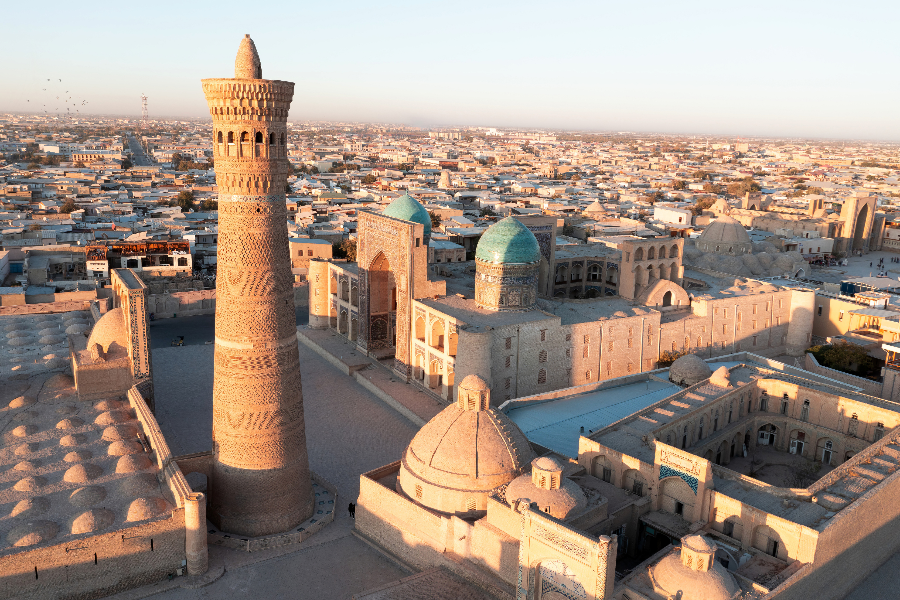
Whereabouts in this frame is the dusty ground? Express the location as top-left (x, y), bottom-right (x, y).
top-left (725, 445), bottom-right (833, 488)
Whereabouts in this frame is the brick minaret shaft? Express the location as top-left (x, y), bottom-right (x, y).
top-left (202, 35), bottom-right (313, 536)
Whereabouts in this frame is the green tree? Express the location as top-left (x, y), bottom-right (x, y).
top-left (74, 161), bottom-right (87, 168)
top-left (173, 191), bottom-right (195, 212)
top-left (658, 350), bottom-right (688, 367)
top-left (808, 342), bottom-right (877, 377)
top-left (333, 238), bottom-right (357, 262)
top-left (692, 170), bottom-right (712, 180)
top-left (479, 207), bottom-right (497, 217)
top-left (200, 198), bottom-right (218, 211)
top-left (726, 177), bottom-right (761, 197)
top-left (690, 196), bottom-right (716, 216)
top-left (429, 210), bottom-right (442, 229)
top-left (362, 174), bottom-right (377, 184)
top-left (702, 182), bottom-right (724, 195)
top-left (673, 179), bottom-right (687, 190)
top-left (59, 199), bottom-right (78, 214)
top-left (121, 157), bottom-right (132, 170)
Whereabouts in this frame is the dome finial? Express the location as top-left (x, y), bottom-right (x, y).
top-left (235, 35), bottom-right (262, 79)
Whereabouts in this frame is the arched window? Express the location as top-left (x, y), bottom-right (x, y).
top-left (588, 265), bottom-right (601, 281)
top-left (280, 132), bottom-right (286, 145)
top-left (698, 418), bottom-right (705, 440)
top-left (539, 350), bottom-right (548, 363)
top-left (714, 410), bottom-right (719, 431)
top-left (634, 247), bottom-right (644, 261)
top-left (217, 131), bottom-right (223, 143)
top-left (648, 246), bottom-right (656, 260)
top-left (538, 369), bottom-right (547, 384)
top-left (670, 245), bottom-right (679, 258)
top-left (227, 131), bottom-right (234, 144)
top-left (255, 131), bottom-right (263, 143)
top-left (269, 132), bottom-right (275, 145)
top-left (801, 399), bottom-right (809, 421)
top-left (240, 131), bottom-right (249, 143)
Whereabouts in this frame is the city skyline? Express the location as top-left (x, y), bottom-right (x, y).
top-left (1, 0), bottom-right (898, 141)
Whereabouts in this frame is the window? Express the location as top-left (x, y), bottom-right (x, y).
top-left (538, 369), bottom-right (546, 384)
top-left (227, 131), bottom-right (234, 144)
top-left (875, 422), bottom-right (885, 442)
top-left (728, 404), bottom-right (733, 423)
top-left (565, 348), bottom-right (571, 358)
top-left (722, 324), bottom-right (727, 334)
top-left (801, 399), bottom-right (809, 421)
top-left (753, 304), bottom-right (758, 315)
top-left (698, 420), bottom-right (704, 440)
top-left (586, 370), bottom-right (593, 380)
top-left (539, 350), bottom-right (548, 363)
top-left (760, 392), bottom-right (768, 412)
top-left (415, 485), bottom-right (423, 500)
top-left (628, 327), bottom-right (633, 337)
top-left (466, 497), bottom-right (476, 512)
top-left (505, 337), bottom-right (512, 350)
top-left (602, 467), bottom-right (612, 483)
top-left (675, 501), bottom-right (684, 516)
top-left (540, 329), bottom-right (547, 342)
top-left (632, 480), bottom-right (643, 496)
top-left (505, 356), bottom-right (511, 368)
top-left (738, 312), bottom-right (742, 322)
top-left (817, 306), bottom-right (823, 316)
top-left (504, 377), bottom-right (511, 390)
top-left (839, 311), bottom-right (844, 322)
top-left (714, 411), bottom-right (719, 431)
top-left (269, 132), bottom-right (275, 145)
top-left (781, 396), bottom-right (788, 415)
top-left (627, 362), bottom-right (633, 373)
top-left (627, 338), bottom-right (633, 349)
top-left (255, 131), bottom-right (263, 143)
top-left (848, 413), bottom-right (859, 436)
top-left (779, 299), bottom-right (784, 309)
top-left (565, 333), bottom-right (572, 341)
top-left (752, 320), bottom-right (757, 330)
top-left (307, 249), bottom-right (313, 256)
top-left (217, 131), bottom-right (223, 143)
top-left (723, 309), bottom-right (728, 318)
top-left (608, 341), bottom-right (614, 352)
top-left (583, 346), bottom-right (590, 358)
top-left (775, 316), bottom-right (781, 326)
top-left (566, 368), bottom-right (571, 379)
top-left (584, 335), bottom-right (590, 344)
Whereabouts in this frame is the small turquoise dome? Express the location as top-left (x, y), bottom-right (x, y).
top-left (476, 217), bottom-right (541, 264)
top-left (383, 193), bottom-right (431, 242)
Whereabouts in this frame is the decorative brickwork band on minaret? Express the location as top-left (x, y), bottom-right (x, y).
top-left (202, 35), bottom-right (313, 537)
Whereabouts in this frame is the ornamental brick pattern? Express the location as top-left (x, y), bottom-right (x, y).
top-left (202, 35), bottom-right (313, 537)
top-left (474, 259), bottom-right (539, 312)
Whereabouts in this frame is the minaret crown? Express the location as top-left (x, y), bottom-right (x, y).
top-left (235, 34), bottom-right (262, 79)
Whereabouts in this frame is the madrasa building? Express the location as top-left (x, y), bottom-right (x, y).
top-left (308, 193), bottom-right (817, 405)
top-left (356, 351), bottom-right (900, 600)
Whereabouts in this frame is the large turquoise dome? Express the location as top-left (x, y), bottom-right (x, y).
top-left (475, 217), bottom-right (541, 264)
top-left (383, 193), bottom-right (431, 242)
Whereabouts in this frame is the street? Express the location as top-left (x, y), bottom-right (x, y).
top-left (126, 132), bottom-right (153, 166)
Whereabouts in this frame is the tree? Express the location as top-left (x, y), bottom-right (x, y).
top-left (726, 177), bottom-right (761, 197)
top-left (333, 238), bottom-right (357, 262)
top-left (673, 179), bottom-right (687, 191)
top-left (121, 157), bottom-right (132, 170)
top-left (479, 207), bottom-right (496, 217)
top-left (690, 196), bottom-right (717, 216)
top-left (28, 223), bottom-right (43, 232)
top-left (692, 170), bottom-right (712, 180)
top-left (59, 199), bottom-right (78, 214)
top-left (658, 350), bottom-right (688, 367)
top-left (174, 191), bottom-right (195, 212)
top-left (808, 342), bottom-right (877, 378)
top-left (362, 174), bottom-right (377, 184)
top-left (74, 161), bottom-right (87, 168)
top-left (702, 182), bottom-right (724, 195)
top-left (646, 191), bottom-right (665, 204)
top-left (429, 210), bottom-right (442, 229)
top-left (200, 198), bottom-right (218, 211)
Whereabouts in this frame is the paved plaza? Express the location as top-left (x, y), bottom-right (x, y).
top-left (141, 321), bottom-right (422, 599)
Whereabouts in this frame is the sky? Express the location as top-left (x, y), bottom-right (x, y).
top-left (2, 0), bottom-right (899, 140)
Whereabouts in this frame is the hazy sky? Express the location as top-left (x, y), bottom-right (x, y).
top-left (2, 0), bottom-right (898, 140)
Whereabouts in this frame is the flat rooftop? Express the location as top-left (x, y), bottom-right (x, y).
top-left (504, 378), bottom-right (680, 458)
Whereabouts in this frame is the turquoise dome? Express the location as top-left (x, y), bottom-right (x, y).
top-left (475, 217), bottom-right (541, 264)
top-left (383, 193), bottom-right (431, 242)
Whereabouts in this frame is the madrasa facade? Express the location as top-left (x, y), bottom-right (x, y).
top-left (308, 193), bottom-right (817, 404)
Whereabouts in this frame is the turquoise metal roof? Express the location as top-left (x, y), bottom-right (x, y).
top-left (383, 193), bottom-right (431, 241)
top-left (505, 380), bottom-right (681, 458)
top-left (475, 217), bottom-right (541, 264)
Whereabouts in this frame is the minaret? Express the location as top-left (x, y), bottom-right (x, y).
top-left (202, 35), bottom-right (313, 536)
